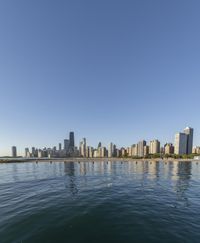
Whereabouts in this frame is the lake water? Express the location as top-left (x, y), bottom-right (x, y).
top-left (0, 161), bottom-right (200, 243)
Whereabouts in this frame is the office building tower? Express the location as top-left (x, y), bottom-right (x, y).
top-left (86, 146), bottom-right (93, 158)
top-left (193, 146), bottom-right (200, 154)
top-left (32, 147), bottom-right (36, 157)
top-left (108, 142), bottom-right (114, 158)
top-left (93, 149), bottom-right (98, 158)
top-left (160, 147), bottom-right (164, 154)
top-left (144, 145), bottom-right (149, 156)
top-left (126, 147), bottom-right (132, 157)
top-left (174, 133), bottom-right (187, 155)
top-left (98, 142), bottom-right (102, 148)
top-left (38, 149), bottom-right (43, 158)
top-left (183, 127), bottom-right (193, 154)
top-left (80, 138), bottom-right (86, 157)
top-left (69, 132), bottom-right (75, 150)
top-left (149, 140), bottom-right (160, 154)
top-left (25, 148), bottom-right (29, 157)
top-left (99, 147), bottom-right (107, 158)
top-left (12, 146), bottom-right (17, 158)
top-left (64, 139), bottom-right (69, 151)
top-left (137, 140), bottom-right (146, 157)
top-left (121, 147), bottom-right (126, 157)
top-left (116, 149), bottom-right (120, 157)
top-left (59, 143), bottom-right (62, 151)
top-left (164, 143), bottom-right (174, 154)
top-left (131, 144), bottom-right (138, 157)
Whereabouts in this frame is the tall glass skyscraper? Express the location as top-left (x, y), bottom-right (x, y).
top-left (184, 127), bottom-right (194, 154)
top-left (174, 127), bottom-right (194, 155)
top-left (69, 132), bottom-right (75, 152)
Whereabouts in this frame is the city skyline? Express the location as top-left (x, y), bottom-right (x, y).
top-left (3, 126), bottom-right (199, 157)
top-left (1, 124), bottom-right (200, 156)
top-left (1, 1), bottom-right (200, 156)
top-left (1, 2), bottom-right (200, 242)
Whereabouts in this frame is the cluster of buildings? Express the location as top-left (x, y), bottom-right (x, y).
top-left (24, 132), bottom-right (79, 158)
top-left (10, 127), bottom-right (196, 158)
top-left (77, 127), bottom-right (193, 158)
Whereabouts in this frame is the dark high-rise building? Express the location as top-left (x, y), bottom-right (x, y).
top-left (184, 127), bottom-right (194, 154)
top-left (25, 148), bottom-right (29, 157)
top-left (32, 147), bottom-right (36, 157)
top-left (12, 146), bottom-right (17, 157)
top-left (64, 139), bottom-right (69, 151)
top-left (69, 132), bottom-right (75, 151)
top-left (98, 142), bottom-right (102, 148)
top-left (59, 143), bottom-right (62, 151)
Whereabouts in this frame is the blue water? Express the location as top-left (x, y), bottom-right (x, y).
top-left (0, 161), bottom-right (200, 243)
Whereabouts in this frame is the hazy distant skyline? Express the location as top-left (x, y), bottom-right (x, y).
top-left (1, 0), bottom-right (200, 155)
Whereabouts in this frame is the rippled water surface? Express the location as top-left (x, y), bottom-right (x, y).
top-left (0, 161), bottom-right (200, 243)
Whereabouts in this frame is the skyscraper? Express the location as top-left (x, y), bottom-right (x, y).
top-left (12, 146), bottom-right (17, 157)
top-left (108, 142), bottom-right (114, 158)
top-left (69, 132), bottom-right (75, 149)
top-left (144, 145), bottom-right (149, 156)
top-left (183, 127), bottom-right (193, 154)
top-left (32, 147), bottom-right (36, 157)
top-left (86, 146), bottom-right (93, 158)
top-left (149, 140), bottom-right (160, 154)
top-left (164, 143), bottom-right (174, 154)
top-left (59, 143), bottom-right (62, 151)
top-left (25, 148), bottom-right (29, 157)
top-left (137, 140), bottom-right (146, 157)
top-left (79, 138), bottom-right (86, 157)
top-left (64, 139), bottom-right (69, 151)
top-left (174, 133), bottom-right (187, 155)
top-left (100, 147), bottom-right (107, 158)
top-left (131, 144), bottom-right (138, 157)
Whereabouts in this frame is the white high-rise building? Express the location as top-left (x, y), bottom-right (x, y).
top-left (79, 138), bottom-right (86, 157)
top-left (131, 144), bottom-right (138, 156)
top-left (86, 146), bottom-right (93, 158)
top-left (137, 140), bottom-right (146, 157)
top-left (108, 142), bottom-right (114, 158)
top-left (164, 143), bottom-right (174, 154)
top-left (99, 147), bottom-right (107, 158)
top-left (174, 133), bottom-right (187, 155)
top-left (149, 140), bottom-right (160, 154)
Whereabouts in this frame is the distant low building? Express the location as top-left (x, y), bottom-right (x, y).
top-left (193, 146), bottom-right (200, 154)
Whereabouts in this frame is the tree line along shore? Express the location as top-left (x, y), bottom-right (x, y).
top-left (0, 156), bottom-right (200, 163)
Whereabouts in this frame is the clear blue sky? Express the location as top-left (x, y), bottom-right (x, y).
top-left (0, 0), bottom-right (200, 156)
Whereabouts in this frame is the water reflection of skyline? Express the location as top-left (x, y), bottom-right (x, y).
top-left (1, 160), bottom-right (199, 202)
top-left (62, 160), bottom-right (196, 178)
top-left (62, 160), bottom-right (200, 202)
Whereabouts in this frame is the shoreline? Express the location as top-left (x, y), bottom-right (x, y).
top-left (0, 157), bottom-right (199, 163)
